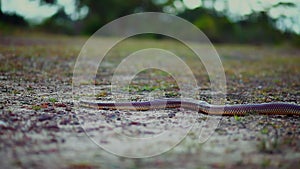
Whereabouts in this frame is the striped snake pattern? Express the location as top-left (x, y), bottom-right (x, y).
top-left (80, 99), bottom-right (300, 116)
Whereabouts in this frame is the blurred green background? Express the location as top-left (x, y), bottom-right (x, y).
top-left (1, 0), bottom-right (300, 44)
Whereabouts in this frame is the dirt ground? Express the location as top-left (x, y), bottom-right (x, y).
top-left (0, 34), bottom-right (299, 169)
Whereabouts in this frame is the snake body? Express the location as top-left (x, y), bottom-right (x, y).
top-left (80, 99), bottom-right (300, 116)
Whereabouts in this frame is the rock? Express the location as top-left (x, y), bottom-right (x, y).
top-left (129, 121), bottom-right (142, 126)
top-left (59, 118), bottom-right (70, 125)
top-left (0, 120), bottom-right (8, 127)
top-left (54, 103), bottom-right (66, 107)
top-left (168, 112), bottom-right (176, 118)
top-left (38, 114), bottom-right (53, 121)
top-left (44, 122), bottom-right (59, 131)
top-left (65, 106), bottom-right (72, 111)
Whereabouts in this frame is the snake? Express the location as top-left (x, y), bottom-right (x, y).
top-left (79, 98), bottom-right (300, 116)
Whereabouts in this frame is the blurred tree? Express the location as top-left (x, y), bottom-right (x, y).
top-left (0, 0), bottom-right (27, 27)
top-left (0, 12), bottom-right (28, 26)
top-left (38, 8), bottom-right (75, 34)
top-left (179, 7), bottom-right (234, 42)
top-left (235, 12), bottom-right (284, 44)
top-left (77, 0), bottom-right (164, 34)
top-left (0, 1), bottom-right (28, 34)
top-left (1, 0), bottom-right (299, 45)
top-left (178, 1), bottom-right (298, 44)
top-left (38, 0), bottom-right (166, 34)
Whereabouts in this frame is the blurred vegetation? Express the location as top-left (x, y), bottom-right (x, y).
top-left (36, 8), bottom-right (75, 35)
top-left (0, 8), bottom-right (28, 32)
top-left (179, 8), bottom-right (297, 44)
top-left (0, 0), bottom-right (300, 45)
top-left (77, 0), bottom-right (165, 34)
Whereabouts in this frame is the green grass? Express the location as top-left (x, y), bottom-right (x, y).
top-left (234, 115), bottom-right (241, 121)
top-left (48, 98), bottom-right (58, 103)
top-left (32, 105), bottom-right (41, 111)
top-left (261, 128), bottom-right (269, 135)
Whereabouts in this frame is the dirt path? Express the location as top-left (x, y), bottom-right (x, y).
top-left (0, 35), bottom-right (299, 169)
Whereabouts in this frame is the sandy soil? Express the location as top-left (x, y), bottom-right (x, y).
top-left (0, 34), bottom-right (299, 169)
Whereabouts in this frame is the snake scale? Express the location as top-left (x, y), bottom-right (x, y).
top-left (80, 99), bottom-right (300, 116)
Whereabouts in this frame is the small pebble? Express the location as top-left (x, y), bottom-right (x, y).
top-left (76, 127), bottom-right (84, 133)
top-left (44, 123), bottom-right (59, 131)
top-left (107, 114), bottom-right (116, 119)
top-left (0, 120), bottom-right (8, 127)
top-left (168, 112), bottom-right (176, 118)
top-left (65, 107), bottom-right (72, 111)
top-left (38, 114), bottom-right (53, 121)
top-left (59, 118), bottom-right (70, 125)
top-left (44, 107), bottom-right (55, 112)
top-left (129, 121), bottom-right (141, 126)
top-left (54, 103), bottom-right (66, 107)
top-left (71, 121), bottom-right (80, 125)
